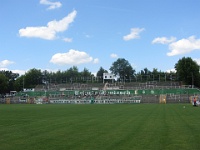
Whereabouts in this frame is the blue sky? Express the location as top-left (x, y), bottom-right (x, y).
top-left (1, 0), bottom-right (200, 75)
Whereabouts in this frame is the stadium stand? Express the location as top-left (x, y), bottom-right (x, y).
top-left (1, 81), bottom-right (200, 104)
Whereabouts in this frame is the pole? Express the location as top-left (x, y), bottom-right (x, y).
top-left (192, 72), bottom-right (194, 88)
top-left (23, 77), bottom-right (24, 90)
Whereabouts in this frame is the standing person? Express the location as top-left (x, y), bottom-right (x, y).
top-left (194, 97), bottom-right (197, 106)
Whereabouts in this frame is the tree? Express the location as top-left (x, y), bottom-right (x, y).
top-left (152, 68), bottom-right (159, 74)
top-left (139, 68), bottom-right (151, 81)
top-left (0, 74), bottom-right (9, 94)
top-left (80, 68), bottom-right (92, 82)
top-left (141, 68), bottom-right (150, 75)
top-left (54, 70), bottom-right (63, 84)
top-left (175, 57), bottom-right (200, 87)
top-left (14, 75), bottom-right (24, 92)
top-left (110, 58), bottom-right (135, 81)
top-left (81, 68), bottom-right (91, 77)
top-left (24, 68), bottom-right (43, 88)
top-left (66, 66), bottom-right (79, 83)
top-left (96, 67), bottom-right (108, 78)
top-left (0, 70), bottom-right (19, 91)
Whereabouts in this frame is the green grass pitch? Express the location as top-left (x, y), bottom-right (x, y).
top-left (0, 104), bottom-right (200, 150)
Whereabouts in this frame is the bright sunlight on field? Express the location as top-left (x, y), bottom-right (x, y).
top-left (0, 104), bottom-right (200, 150)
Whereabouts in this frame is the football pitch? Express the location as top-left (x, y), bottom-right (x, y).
top-left (0, 104), bottom-right (200, 150)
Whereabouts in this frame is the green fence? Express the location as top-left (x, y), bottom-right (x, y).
top-left (17, 88), bottom-right (200, 98)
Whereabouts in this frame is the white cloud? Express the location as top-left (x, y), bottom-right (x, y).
top-left (92, 72), bottom-right (97, 76)
top-left (123, 28), bottom-right (145, 41)
top-left (50, 49), bottom-right (95, 65)
top-left (0, 67), bottom-right (25, 76)
top-left (110, 53), bottom-right (118, 58)
top-left (167, 36), bottom-right (200, 56)
top-left (0, 60), bottom-right (14, 67)
top-left (63, 38), bottom-right (73, 42)
top-left (40, 0), bottom-right (62, 10)
top-left (166, 68), bottom-right (176, 73)
top-left (19, 10), bottom-right (77, 40)
top-left (194, 58), bottom-right (200, 65)
top-left (12, 70), bottom-right (26, 76)
top-left (0, 68), bottom-right (8, 71)
top-left (152, 37), bottom-right (176, 44)
top-left (93, 58), bottom-right (99, 64)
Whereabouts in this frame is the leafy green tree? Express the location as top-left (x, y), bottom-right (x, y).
top-left (96, 67), bottom-right (108, 78)
top-left (139, 68), bottom-right (151, 81)
top-left (142, 68), bottom-right (150, 75)
top-left (66, 66), bottom-right (79, 83)
top-left (24, 68), bottom-right (43, 88)
top-left (81, 68), bottom-right (91, 77)
top-left (0, 70), bottom-right (19, 80)
top-left (110, 58), bottom-right (135, 81)
top-left (0, 70), bottom-right (19, 91)
top-left (175, 57), bottom-right (200, 87)
top-left (80, 68), bottom-right (91, 81)
top-left (152, 68), bottom-right (159, 74)
top-left (54, 70), bottom-right (63, 84)
top-left (0, 74), bottom-right (9, 94)
top-left (14, 75), bottom-right (24, 91)
top-left (151, 68), bottom-right (159, 81)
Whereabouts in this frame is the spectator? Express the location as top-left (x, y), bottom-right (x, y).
top-left (194, 97), bottom-right (197, 106)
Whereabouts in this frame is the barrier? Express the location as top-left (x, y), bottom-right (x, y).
top-left (159, 95), bottom-right (166, 104)
top-left (6, 98), bottom-right (10, 104)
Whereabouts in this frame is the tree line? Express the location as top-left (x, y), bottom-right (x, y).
top-left (0, 57), bottom-right (200, 94)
